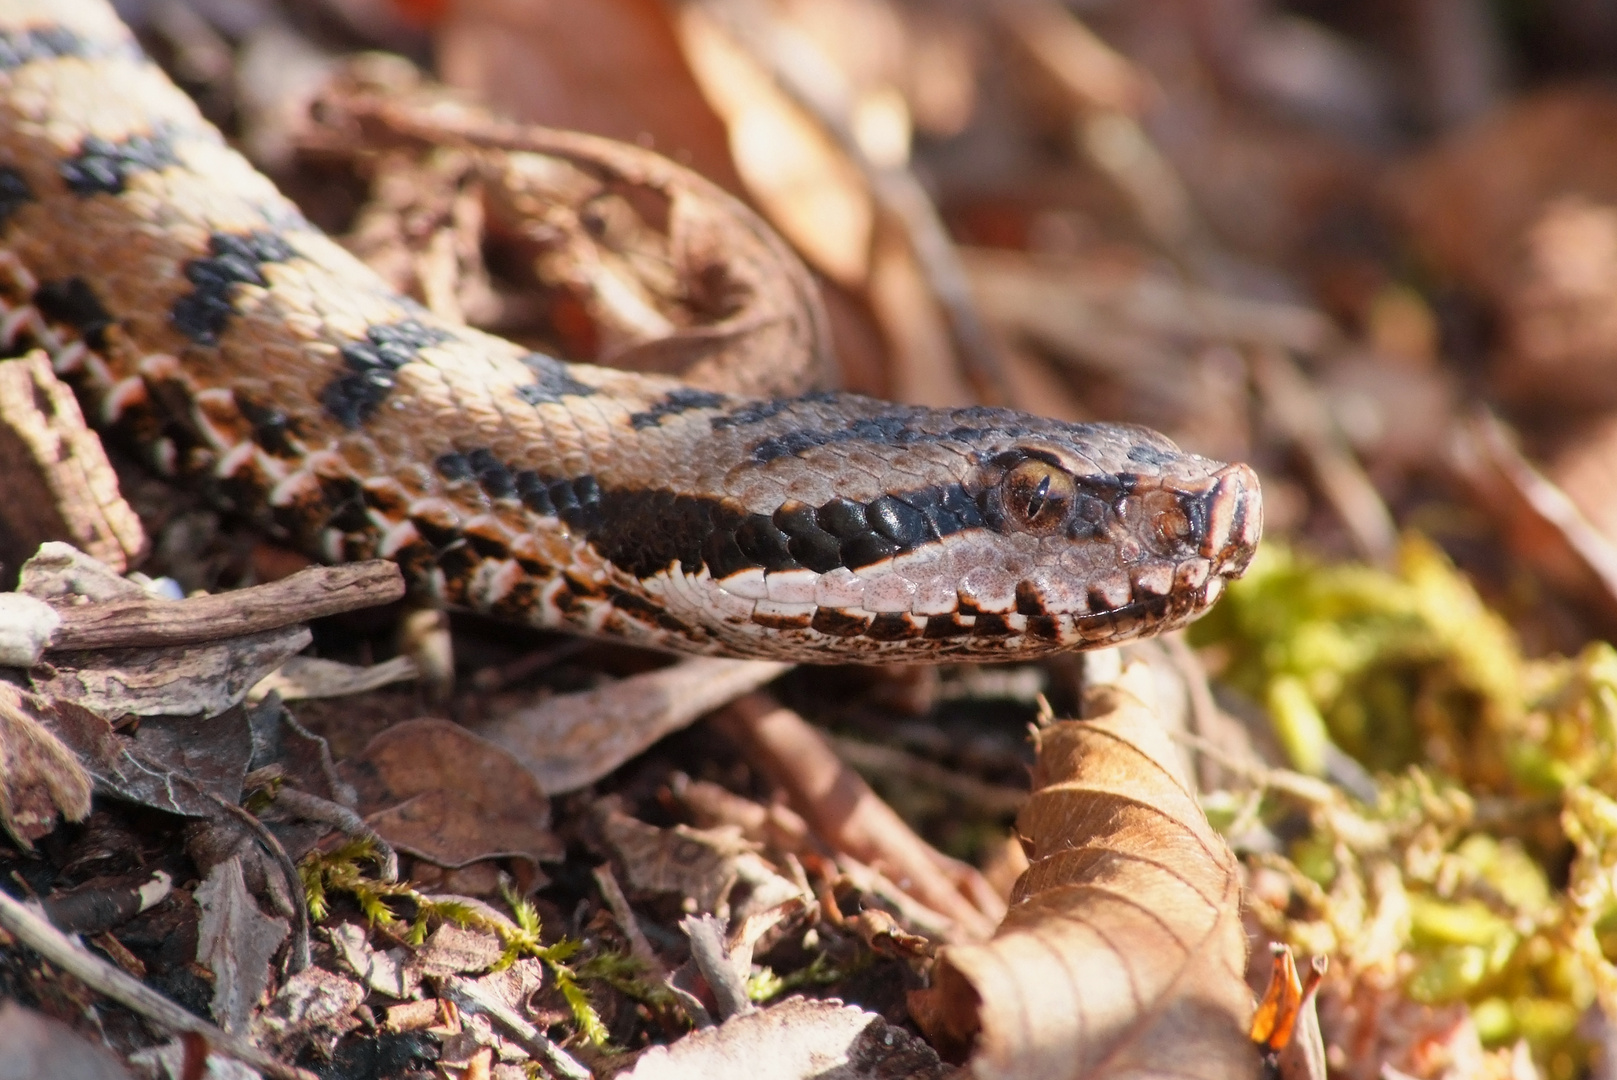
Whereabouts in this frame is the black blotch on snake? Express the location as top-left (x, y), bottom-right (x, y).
top-left (171, 230), bottom-right (296, 344)
top-left (320, 320), bottom-right (451, 427)
top-left (0, 167), bottom-right (32, 226)
top-left (36, 278), bottom-right (115, 349)
top-left (61, 130), bottom-right (179, 196)
top-left (516, 352), bottom-right (597, 405)
top-left (629, 388), bottom-right (729, 429)
top-left (0, 26), bottom-right (129, 70)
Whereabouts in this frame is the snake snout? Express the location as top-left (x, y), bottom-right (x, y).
top-left (1198, 462), bottom-right (1263, 579)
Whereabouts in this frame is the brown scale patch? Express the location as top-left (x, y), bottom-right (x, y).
top-left (1106, 609), bottom-right (1145, 639)
top-left (489, 576), bottom-right (544, 622)
top-left (1013, 581), bottom-right (1047, 616)
top-left (269, 479), bottom-right (332, 535)
top-left (513, 554), bottom-right (549, 576)
top-left (656, 611), bottom-right (697, 635)
top-left (389, 538), bottom-right (438, 586)
top-left (811, 608), bottom-right (870, 637)
top-left (1026, 616), bottom-right (1064, 641)
top-left (434, 544), bottom-right (477, 606)
top-left (340, 531), bottom-right (378, 560)
top-left (971, 614), bottom-right (1013, 637)
top-left (216, 459), bottom-right (270, 514)
top-left (922, 614), bottom-right (972, 639)
top-left (753, 608), bottom-right (813, 631)
top-left (865, 613), bottom-right (923, 641)
top-left (317, 474), bottom-right (370, 533)
top-left (462, 523), bottom-right (511, 559)
top-left (562, 570), bottom-right (606, 599)
top-left (1073, 610), bottom-right (1116, 639)
top-left (194, 395), bottom-right (252, 450)
top-left (361, 478), bottom-right (411, 518)
top-left (409, 501), bottom-right (462, 549)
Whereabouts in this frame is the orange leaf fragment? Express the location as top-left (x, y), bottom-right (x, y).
top-left (915, 662), bottom-right (1256, 1079)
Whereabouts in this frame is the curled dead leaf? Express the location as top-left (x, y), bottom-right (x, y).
top-left (914, 661), bottom-right (1255, 1079)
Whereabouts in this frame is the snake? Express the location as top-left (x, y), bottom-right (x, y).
top-left (0, 0), bottom-right (1261, 664)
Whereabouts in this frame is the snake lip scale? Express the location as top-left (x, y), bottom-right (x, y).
top-left (0, 0), bottom-right (1262, 664)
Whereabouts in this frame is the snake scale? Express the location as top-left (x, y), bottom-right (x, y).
top-left (0, 0), bottom-right (1261, 664)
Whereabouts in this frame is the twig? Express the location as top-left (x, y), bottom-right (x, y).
top-left (209, 795), bottom-right (312, 974)
top-left (270, 786), bottom-right (399, 882)
top-left (679, 913), bottom-right (752, 1021)
top-left (469, 638), bottom-right (591, 693)
top-left (47, 561), bottom-right (406, 651)
top-left (1448, 408), bottom-right (1617, 633)
top-left (993, 0), bottom-right (1151, 115)
top-left (1163, 726), bottom-right (1337, 808)
top-left (0, 887), bottom-right (316, 1080)
top-left (592, 864), bottom-right (713, 1028)
top-left (592, 865), bottom-right (662, 977)
top-left (713, 693), bottom-right (1003, 941)
top-left (440, 974), bottom-right (591, 1080)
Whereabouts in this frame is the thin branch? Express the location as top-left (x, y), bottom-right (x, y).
top-left (48, 561), bottom-right (406, 651)
top-left (0, 887), bottom-right (316, 1080)
top-left (440, 974), bottom-right (591, 1080)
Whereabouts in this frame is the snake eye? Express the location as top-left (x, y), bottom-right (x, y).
top-left (999, 458), bottom-right (1076, 535)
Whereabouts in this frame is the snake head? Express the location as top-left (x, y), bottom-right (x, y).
top-left (651, 400), bottom-right (1265, 661)
top-left (932, 429), bottom-right (1263, 650)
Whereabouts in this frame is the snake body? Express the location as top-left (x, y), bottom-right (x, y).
top-left (0, 0), bottom-right (1261, 663)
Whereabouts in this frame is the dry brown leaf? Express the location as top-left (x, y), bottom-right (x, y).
top-left (33, 626), bottom-right (311, 721)
top-left (346, 718), bottom-right (560, 869)
top-left (252, 964), bottom-right (366, 1057)
top-left (599, 809), bottom-right (754, 917)
top-left (674, 2), bottom-right (874, 288)
top-left (416, 922), bottom-right (505, 978)
top-left (195, 855), bottom-right (292, 1034)
top-left (477, 657), bottom-right (788, 794)
top-left (248, 655), bottom-right (420, 703)
top-left (329, 922), bottom-right (421, 1000)
top-left (35, 695), bottom-right (225, 818)
top-left (915, 662), bottom-right (1255, 1079)
top-left (435, 0), bottom-right (742, 193)
top-left (676, 1), bottom-right (994, 407)
top-left (0, 682), bottom-right (92, 848)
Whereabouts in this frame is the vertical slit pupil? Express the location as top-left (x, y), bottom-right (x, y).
top-left (1026, 473), bottom-right (1050, 520)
